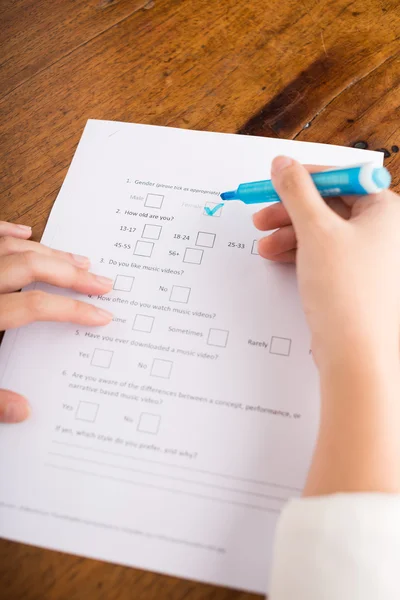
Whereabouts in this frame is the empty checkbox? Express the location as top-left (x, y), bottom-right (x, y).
top-left (142, 224), bottom-right (162, 240)
top-left (75, 401), bottom-right (99, 423)
top-left (196, 231), bottom-right (216, 248)
top-left (251, 240), bottom-right (259, 255)
top-left (169, 285), bottom-right (191, 303)
top-left (207, 328), bottom-right (229, 348)
top-left (151, 358), bottom-right (173, 379)
top-left (113, 275), bottom-right (134, 292)
top-left (183, 248), bottom-right (203, 265)
top-left (133, 314), bottom-right (155, 333)
top-left (134, 240), bottom-right (154, 258)
top-left (269, 336), bottom-right (291, 357)
top-left (91, 348), bottom-right (113, 368)
top-left (145, 194), bottom-right (164, 209)
top-left (137, 413), bottom-right (161, 434)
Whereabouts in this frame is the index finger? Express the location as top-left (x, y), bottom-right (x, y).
top-left (0, 221), bottom-right (32, 239)
top-left (253, 202), bottom-right (291, 231)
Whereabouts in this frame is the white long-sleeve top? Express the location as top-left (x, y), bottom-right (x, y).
top-left (270, 494), bottom-right (400, 599)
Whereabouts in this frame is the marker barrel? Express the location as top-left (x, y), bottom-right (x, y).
top-left (225, 165), bottom-right (391, 205)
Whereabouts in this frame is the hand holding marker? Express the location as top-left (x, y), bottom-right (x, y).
top-left (219, 163), bottom-right (391, 205)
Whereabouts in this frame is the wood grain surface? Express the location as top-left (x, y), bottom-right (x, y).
top-left (0, 0), bottom-right (399, 598)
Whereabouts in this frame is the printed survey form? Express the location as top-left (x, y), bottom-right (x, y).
top-left (0, 121), bottom-right (383, 593)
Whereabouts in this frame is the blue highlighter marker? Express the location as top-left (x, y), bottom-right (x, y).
top-left (220, 164), bottom-right (391, 204)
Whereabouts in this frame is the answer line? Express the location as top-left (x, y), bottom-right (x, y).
top-left (48, 452), bottom-right (290, 502)
top-left (51, 440), bottom-right (301, 492)
top-left (45, 464), bottom-right (280, 514)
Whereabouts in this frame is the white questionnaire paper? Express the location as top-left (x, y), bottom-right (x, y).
top-left (0, 121), bottom-right (383, 593)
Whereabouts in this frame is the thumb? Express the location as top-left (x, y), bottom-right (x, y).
top-left (0, 389), bottom-right (30, 423)
top-left (271, 157), bottom-right (337, 235)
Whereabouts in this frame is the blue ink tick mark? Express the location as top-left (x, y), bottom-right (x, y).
top-left (204, 202), bottom-right (224, 216)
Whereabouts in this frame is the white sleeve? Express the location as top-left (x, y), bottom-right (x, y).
top-left (269, 494), bottom-right (400, 600)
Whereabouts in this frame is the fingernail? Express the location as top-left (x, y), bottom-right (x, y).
top-left (72, 254), bottom-right (90, 266)
top-left (16, 224), bottom-right (32, 233)
top-left (95, 275), bottom-right (113, 287)
top-left (3, 400), bottom-right (30, 423)
top-left (271, 156), bottom-right (294, 175)
top-left (93, 307), bottom-right (113, 322)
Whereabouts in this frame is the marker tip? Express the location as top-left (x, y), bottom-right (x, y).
top-left (220, 190), bottom-right (236, 201)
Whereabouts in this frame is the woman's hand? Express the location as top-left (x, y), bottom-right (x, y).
top-left (253, 158), bottom-right (400, 371)
top-left (0, 221), bottom-right (113, 424)
top-left (254, 157), bottom-right (400, 495)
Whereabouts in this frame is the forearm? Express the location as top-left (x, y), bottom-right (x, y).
top-left (262, 160), bottom-right (400, 598)
top-left (304, 346), bottom-right (400, 496)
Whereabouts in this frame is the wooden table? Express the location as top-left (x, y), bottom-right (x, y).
top-left (0, 1), bottom-right (399, 598)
